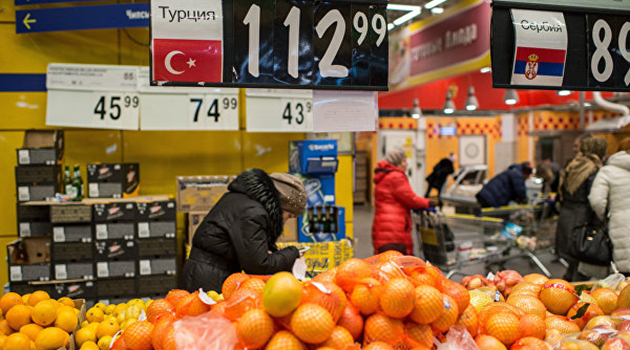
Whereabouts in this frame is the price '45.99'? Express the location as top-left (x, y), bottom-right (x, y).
top-left (93, 94), bottom-right (139, 121)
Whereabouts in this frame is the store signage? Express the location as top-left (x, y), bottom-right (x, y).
top-left (389, 0), bottom-right (491, 91)
top-left (15, 3), bottom-right (149, 33)
top-left (150, 0), bottom-right (388, 91)
top-left (137, 68), bottom-right (239, 131)
top-left (245, 89), bottom-right (313, 132)
top-left (46, 64), bottom-right (140, 130)
top-left (493, 0), bottom-right (630, 13)
top-left (15, 0), bottom-right (107, 6)
top-left (492, 1), bottom-right (630, 91)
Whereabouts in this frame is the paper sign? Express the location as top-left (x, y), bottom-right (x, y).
top-left (312, 90), bottom-right (378, 132)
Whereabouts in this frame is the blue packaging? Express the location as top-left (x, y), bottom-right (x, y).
top-left (294, 173), bottom-right (335, 207)
top-left (298, 206), bottom-right (346, 243)
top-left (289, 140), bottom-right (338, 174)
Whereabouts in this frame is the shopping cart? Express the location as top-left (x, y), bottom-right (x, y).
top-left (479, 200), bottom-right (558, 277)
top-left (412, 209), bottom-right (505, 279)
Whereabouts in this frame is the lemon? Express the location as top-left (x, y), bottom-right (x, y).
top-left (96, 319), bottom-right (120, 339)
top-left (75, 328), bottom-right (97, 347)
top-left (98, 336), bottom-right (112, 350)
top-left (86, 307), bottom-right (105, 323)
top-left (125, 305), bottom-right (141, 321)
top-left (94, 303), bottom-right (107, 312)
top-left (112, 304), bottom-right (128, 317)
top-left (80, 340), bottom-right (99, 350)
top-left (104, 305), bottom-right (116, 315)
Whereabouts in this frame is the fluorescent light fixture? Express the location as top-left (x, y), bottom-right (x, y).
top-left (444, 91), bottom-right (455, 114)
top-left (465, 86), bottom-right (479, 111)
top-left (425, 0), bottom-right (448, 9)
top-left (393, 9), bottom-right (421, 25)
top-left (388, 23), bottom-right (395, 31)
top-left (387, 4), bottom-right (422, 11)
top-left (480, 66), bottom-right (492, 74)
top-left (504, 89), bottom-right (519, 105)
top-left (411, 98), bottom-right (422, 119)
top-left (431, 7), bottom-right (444, 14)
top-left (584, 102), bottom-right (592, 107)
top-left (557, 90), bottom-right (572, 96)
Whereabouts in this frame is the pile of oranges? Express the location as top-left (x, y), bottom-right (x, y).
top-left (0, 290), bottom-right (80, 350)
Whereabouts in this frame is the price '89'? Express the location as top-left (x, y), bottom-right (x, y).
top-left (591, 19), bottom-right (630, 86)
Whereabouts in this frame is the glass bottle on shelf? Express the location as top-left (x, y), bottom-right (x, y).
top-left (307, 207), bottom-right (316, 234)
top-left (64, 165), bottom-right (77, 200)
top-left (72, 164), bottom-right (84, 201)
top-left (323, 205), bottom-right (331, 233)
top-left (329, 206), bottom-right (337, 233)
top-left (316, 205), bottom-right (325, 233)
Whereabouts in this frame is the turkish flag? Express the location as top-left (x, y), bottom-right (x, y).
top-left (152, 39), bottom-right (222, 83)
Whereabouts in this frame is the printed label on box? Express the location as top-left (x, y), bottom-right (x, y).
top-left (18, 187), bottom-right (29, 201)
top-left (18, 150), bottom-right (30, 165)
top-left (55, 264), bottom-right (68, 280)
top-left (138, 223), bottom-right (150, 238)
top-left (89, 183), bottom-right (99, 197)
top-left (19, 223), bottom-right (31, 236)
top-left (10, 266), bottom-right (22, 281)
top-left (139, 260), bottom-right (151, 275)
top-left (53, 227), bottom-right (65, 242)
top-left (96, 224), bottom-right (108, 240)
top-left (97, 262), bottom-right (109, 278)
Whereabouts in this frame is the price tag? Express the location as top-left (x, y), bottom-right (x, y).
top-left (588, 14), bottom-right (630, 88)
top-left (97, 262), bottom-right (109, 278)
top-left (88, 183), bottom-right (99, 198)
top-left (138, 222), bottom-right (150, 238)
top-left (18, 187), bottom-right (30, 201)
top-left (53, 226), bottom-right (66, 242)
top-left (246, 89), bottom-right (313, 132)
top-left (55, 264), bottom-right (68, 280)
top-left (10, 266), bottom-right (23, 282)
top-left (140, 260), bottom-right (152, 275)
top-left (18, 150), bottom-right (30, 165)
top-left (95, 224), bottom-right (108, 240)
top-left (19, 223), bottom-right (31, 237)
top-left (46, 64), bottom-right (140, 130)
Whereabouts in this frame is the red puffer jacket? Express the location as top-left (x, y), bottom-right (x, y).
top-left (372, 160), bottom-right (430, 255)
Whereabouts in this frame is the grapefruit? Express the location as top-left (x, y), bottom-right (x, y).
top-left (591, 288), bottom-right (618, 315)
top-left (618, 285), bottom-right (630, 309)
top-left (469, 289), bottom-right (494, 313)
top-left (410, 285), bottom-right (444, 324)
top-left (539, 279), bottom-right (578, 315)
top-left (380, 278), bottom-right (415, 319)
top-left (507, 295), bottom-right (546, 319)
top-left (262, 272), bottom-right (303, 317)
top-left (545, 315), bottom-right (580, 333)
top-left (523, 274), bottom-right (549, 285)
top-left (265, 330), bottom-right (305, 350)
top-left (236, 309), bottom-right (274, 349)
top-left (290, 304), bottom-right (335, 344)
top-left (484, 312), bottom-right (521, 346)
top-left (519, 314), bottom-right (546, 339)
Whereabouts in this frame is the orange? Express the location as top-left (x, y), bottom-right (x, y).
top-left (0, 335), bottom-right (6, 349)
top-left (456, 304), bottom-right (479, 336)
top-left (34, 327), bottom-right (68, 350)
top-left (18, 324), bottom-right (42, 342)
top-left (479, 303), bottom-right (523, 329)
top-left (75, 328), bottom-right (97, 348)
top-left (364, 314), bottom-right (404, 346)
top-left (410, 272), bottom-right (438, 288)
top-left (475, 335), bottom-right (507, 350)
top-left (378, 250), bottom-right (404, 263)
top-left (54, 310), bottom-right (78, 333)
top-left (350, 278), bottom-right (381, 316)
top-left (6, 305), bottom-right (31, 331)
top-left (27, 291), bottom-right (49, 308)
top-left (363, 342), bottom-right (394, 350)
top-left (430, 294), bottom-right (459, 333)
top-left (510, 337), bottom-right (549, 350)
top-left (164, 289), bottom-right (190, 309)
top-left (223, 288), bottom-right (262, 322)
top-left (334, 258), bottom-right (373, 293)
top-left (80, 341), bottom-right (99, 350)
top-left (122, 321), bottom-right (154, 350)
top-left (240, 278), bottom-right (266, 295)
top-left (519, 314), bottom-right (546, 339)
top-left (410, 285), bottom-right (444, 324)
top-left (222, 273), bottom-right (251, 299)
top-left (4, 332), bottom-right (30, 350)
top-left (175, 292), bottom-right (210, 318)
top-left (146, 299), bottom-right (173, 324)
top-left (484, 312), bottom-right (521, 346)
top-left (437, 278), bottom-right (470, 315)
top-left (301, 281), bottom-right (347, 322)
top-left (57, 297), bottom-right (75, 308)
top-left (264, 330), bottom-right (306, 350)
top-left (591, 288), bottom-right (618, 315)
top-left (290, 304), bottom-right (334, 344)
top-left (336, 305), bottom-right (363, 340)
top-left (539, 279), bottom-right (578, 315)
top-left (379, 278), bottom-right (415, 319)
top-left (523, 274), bottom-right (549, 285)
top-left (566, 302), bottom-right (604, 330)
top-left (31, 300), bottom-right (57, 327)
top-left (405, 322), bottom-right (433, 348)
top-left (545, 316), bottom-right (580, 333)
top-left (507, 295), bottom-right (546, 320)
top-left (150, 317), bottom-right (174, 350)
top-left (0, 320), bottom-right (14, 336)
top-left (235, 309), bottom-right (274, 349)
top-left (0, 293), bottom-right (23, 315)
top-left (320, 326), bottom-right (354, 350)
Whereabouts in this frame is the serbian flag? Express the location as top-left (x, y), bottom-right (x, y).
top-left (511, 46), bottom-right (566, 86)
top-left (152, 39), bottom-right (222, 83)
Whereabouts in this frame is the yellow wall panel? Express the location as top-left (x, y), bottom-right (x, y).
top-left (345, 222), bottom-right (353, 242)
top-left (0, 93), bottom-right (49, 130)
top-left (0, 237), bottom-right (18, 290)
top-left (0, 131), bottom-right (26, 235)
top-left (0, 1), bottom-right (15, 22)
top-left (242, 133), bottom-right (302, 173)
top-left (119, 28), bottom-right (151, 66)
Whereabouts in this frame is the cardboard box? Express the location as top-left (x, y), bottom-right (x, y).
top-left (54, 263), bottom-right (94, 280)
top-left (94, 222), bottom-right (135, 240)
top-left (87, 163), bottom-right (140, 198)
top-left (17, 203), bottom-right (50, 222)
top-left (276, 239), bottom-right (353, 272)
top-left (136, 200), bottom-right (176, 221)
top-left (51, 242), bottom-right (93, 263)
top-left (53, 225), bottom-right (92, 243)
top-left (94, 239), bottom-right (136, 260)
top-left (7, 238), bottom-right (50, 265)
top-left (176, 175), bottom-right (234, 212)
top-left (289, 140), bottom-right (338, 174)
top-left (50, 204), bottom-right (92, 223)
top-left (138, 258), bottom-right (177, 276)
top-left (19, 222), bottom-right (52, 237)
top-left (95, 260), bottom-right (136, 279)
top-left (187, 211), bottom-right (206, 245)
top-left (17, 184), bottom-right (59, 202)
top-left (137, 238), bottom-right (177, 258)
top-left (277, 218), bottom-right (298, 243)
top-left (15, 165), bottom-right (62, 185)
top-left (137, 221), bottom-right (176, 239)
top-left (16, 130), bottom-right (64, 166)
top-left (93, 202), bottom-right (136, 222)
top-left (298, 206), bottom-right (346, 243)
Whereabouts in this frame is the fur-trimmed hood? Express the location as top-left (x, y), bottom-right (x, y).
top-left (228, 168), bottom-right (283, 241)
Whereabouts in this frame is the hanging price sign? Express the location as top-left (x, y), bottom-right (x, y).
top-left (245, 89), bottom-right (313, 132)
top-left (46, 64), bottom-right (140, 130)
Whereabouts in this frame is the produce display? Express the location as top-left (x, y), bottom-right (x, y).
top-left (2, 252), bottom-right (630, 350)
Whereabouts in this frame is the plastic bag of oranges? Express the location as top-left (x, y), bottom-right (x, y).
top-left (435, 325), bottom-right (478, 350)
top-left (174, 311), bottom-right (237, 350)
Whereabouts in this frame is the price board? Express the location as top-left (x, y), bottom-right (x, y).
top-left (492, 0), bottom-right (630, 91)
top-left (137, 68), bottom-right (239, 130)
top-left (150, 0), bottom-right (388, 91)
top-left (245, 89), bottom-right (313, 132)
top-left (46, 64), bottom-right (140, 130)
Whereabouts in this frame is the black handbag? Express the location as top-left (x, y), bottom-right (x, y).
top-left (572, 211), bottom-right (612, 266)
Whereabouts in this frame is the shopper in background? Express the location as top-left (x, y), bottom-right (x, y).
top-left (535, 162), bottom-right (556, 194)
top-left (556, 137), bottom-right (608, 281)
top-left (584, 137), bottom-right (630, 278)
top-left (181, 169), bottom-right (306, 292)
top-left (425, 153), bottom-right (457, 205)
top-left (573, 133), bottom-right (593, 156)
top-left (372, 148), bottom-right (435, 255)
top-left (475, 162), bottom-right (533, 208)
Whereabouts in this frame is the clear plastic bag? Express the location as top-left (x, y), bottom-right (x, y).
top-left (592, 273), bottom-right (627, 292)
top-left (435, 325), bottom-right (479, 350)
top-left (174, 311), bottom-right (237, 350)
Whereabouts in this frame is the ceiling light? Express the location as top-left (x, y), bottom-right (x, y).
top-left (584, 102), bottom-right (592, 107)
top-left (393, 9), bottom-right (421, 25)
top-left (425, 0), bottom-right (448, 9)
top-left (388, 23), bottom-right (395, 31)
top-left (504, 89), bottom-right (519, 105)
top-left (431, 7), bottom-right (444, 14)
top-left (411, 98), bottom-right (422, 119)
top-left (557, 90), bottom-right (572, 96)
top-left (444, 91), bottom-right (455, 114)
top-left (387, 4), bottom-right (422, 11)
top-left (465, 86), bottom-right (479, 111)
top-left (480, 66), bottom-right (492, 74)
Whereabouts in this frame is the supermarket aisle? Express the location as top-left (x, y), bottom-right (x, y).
top-left (353, 204), bottom-right (375, 259)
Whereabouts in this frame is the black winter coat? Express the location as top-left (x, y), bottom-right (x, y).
top-left (476, 164), bottom-right (527, 208)
top-left (181, 169), bottom-right (299, 293)
top-left (426, 158), bottom-right (454, 189)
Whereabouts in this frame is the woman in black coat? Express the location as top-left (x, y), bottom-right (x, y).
top-left (181, 169), bottom-right (306, 293)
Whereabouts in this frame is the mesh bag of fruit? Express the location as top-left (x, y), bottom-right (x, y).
top-left (174, 310), bottom-right (237, 350)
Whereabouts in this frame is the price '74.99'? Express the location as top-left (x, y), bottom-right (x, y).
top-left (189, 97), bottom-right (238, 123)
top-left (94, 95), bottom-right (139, 120)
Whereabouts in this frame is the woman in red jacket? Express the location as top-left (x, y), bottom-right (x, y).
top-left (372, 148), bottom-right (434, 255)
